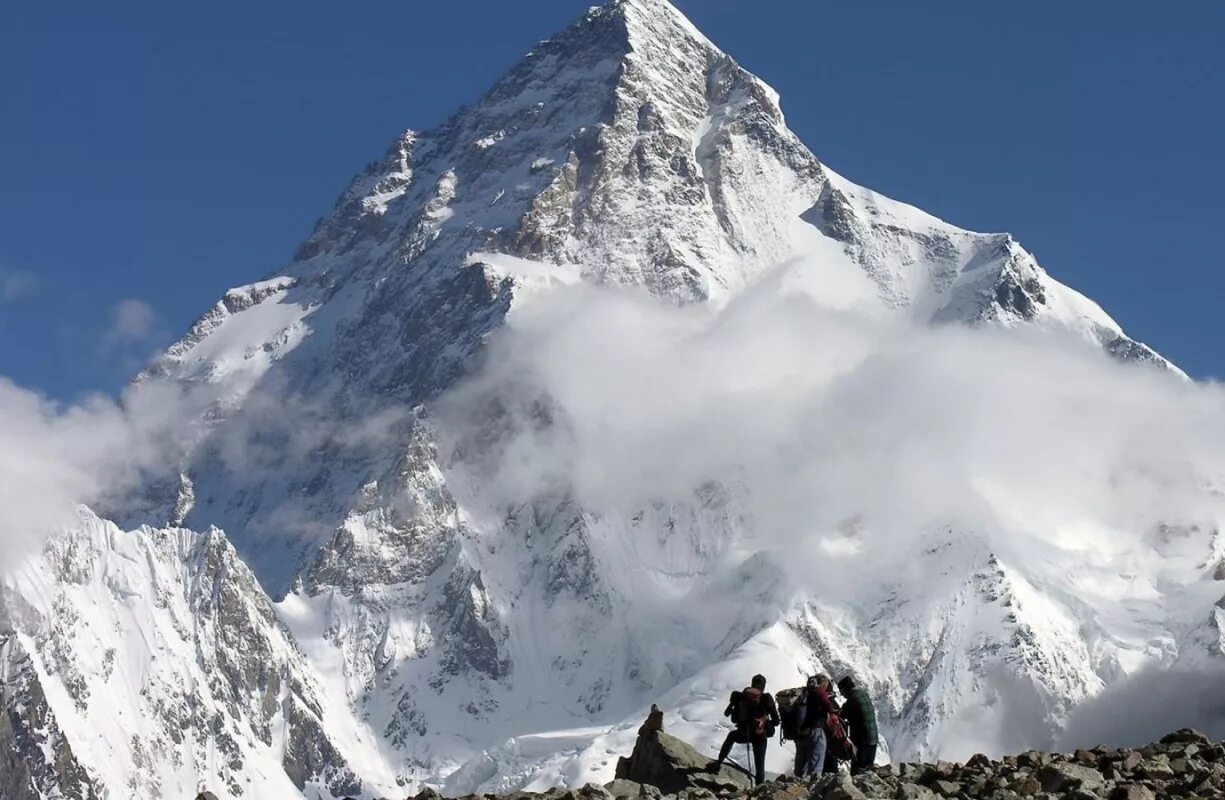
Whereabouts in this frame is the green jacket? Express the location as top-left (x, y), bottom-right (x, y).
top-left (839, 688), bottom-right (877, 747)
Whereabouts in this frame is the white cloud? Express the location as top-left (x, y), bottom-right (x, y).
top-left (98, 298), bottom-right (157, 354)
top-left (2, 254), bottom-right (1223, 757)
top-left (0, 378), bottom-right (204, 564)
top-left (433, 275), bottom-right (1225, 756)
top-left (0, 367), bottom-right (414, 570)
top-left (438, 279), bottom-right (1225, 563)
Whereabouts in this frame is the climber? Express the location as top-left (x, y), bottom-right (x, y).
top-left (779, 685), bottom-right (811, 777)
top-left (714, 674), bottom-right (779, 785)
top-left (801, 674), bottom-right (840, 778)
top-left (836, 675), bottom-right (879, 774)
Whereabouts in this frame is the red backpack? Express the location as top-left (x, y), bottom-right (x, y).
top-left (737, 687), bottom-right (768, 737)
top-left (825, 712), bottom-right (855, 760)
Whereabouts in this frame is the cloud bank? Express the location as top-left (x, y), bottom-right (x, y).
top-left (434, 271), bottom-right (1225, 752)
top-left (0, 377), bottom-right (203, 565)
top-left (2, 258), bottom-right (1223, 751)
top-left (441, 277), bottom-right (1225, 577)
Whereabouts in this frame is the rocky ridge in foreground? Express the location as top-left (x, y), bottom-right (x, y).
top-left (197, 725), bottom-right (1225, 800)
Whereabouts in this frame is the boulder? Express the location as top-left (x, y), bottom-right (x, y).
top-left (604, 779), bottom-right (653, 799)
top-left (895, 784), bottom-right (936, 800)
top-left (1016, 751), bottom-right (1048, 769)
top-left (966, 753), bottom-right (993, 770)
top-left (1115, 751), bottom-right (1143, 774)
top-left (1161, 729), bottom-right (1210, 746)
top-left (1136, 755), bottom-right (1174, 780)
top-left (1037, 762), bottom-right (1105, 793)
top-left (930, 780), bottom-right (962, 797)
top-left (810, 774), bottom-right (867, 800)
top-left (614, 730), bottom-right (751, 795)
top-left (195, 794), bottom-right (220, 800)
top-left (1074, 749), bottom-right (1100, 766)
top-left (851, 770), bottom-right (892, 798)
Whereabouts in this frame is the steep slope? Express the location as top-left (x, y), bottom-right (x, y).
top-left (0, 509), bottom-right (389, 798)
top-left (122, 0), bottom-right (1173, 593)
top-left (6, 1), bottom-right (1217, 798)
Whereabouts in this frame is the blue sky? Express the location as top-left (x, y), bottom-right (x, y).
top-left (2, 0), bottom-right (1222, 400)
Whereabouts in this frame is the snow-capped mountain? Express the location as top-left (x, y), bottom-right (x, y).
top-left (3, 1), bottom-right (1220, 798)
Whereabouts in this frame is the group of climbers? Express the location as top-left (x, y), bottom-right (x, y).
top-left (712, 672), bottom-right (879, 784)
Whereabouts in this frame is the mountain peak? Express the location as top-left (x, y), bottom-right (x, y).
top-left (20, 5), bottom-right (1192, 793)
top-left (606, 0), bottom-right (719, 51)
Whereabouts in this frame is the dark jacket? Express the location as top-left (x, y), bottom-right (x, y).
top-left (839, 688), bottom-right (878, 747)
top-left (724, 689), bottom-right (780, 740)
top-left (803, 684), bottom-right (838, 731)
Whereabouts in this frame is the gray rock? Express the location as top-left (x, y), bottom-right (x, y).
top-left (895, 784), bottom-right (936, 800)
top-left (605, 779), bottom-right (650, 799)
top-left (1107, 787), bottom-right (1156, 800)
top-left (1117, 751), bottom-right (1144, 774)
top-left (966, 753), bottom-right (993, 770)
top-left (747, 778), bottom-right (807, 800)
top-left (852, 770), bottom-right (893, 797)
top-left (1074, 750), bottom-right (1101, 766)
top-left (1137, 755), bottom-right (1174, 780)
top-left (676, 789), bottom-right (716, 800)
top-left (1036, 762), bottom-right (1105, 793)
top-left (1016, 751), bottom-right (1049, 769)
top-left (930, 780), bottom-right (962, 797)
top-left (1161, 730), bottom-right (1211, 746)
top-left (613, 731), bottom-right (751, 795)
top-left (575, 783), bottom-right (615, 800)
top-left (1063, 790), bottom-right (1104, 800)
top-left (811, 774), bottom-right (868, 800)
top-left (1006, 774), bottom-right (1040, 796)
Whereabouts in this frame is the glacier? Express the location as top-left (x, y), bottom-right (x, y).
top-left (2, 0), bottom-right (1223, 798)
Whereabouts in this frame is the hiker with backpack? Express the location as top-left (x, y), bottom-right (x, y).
top-left (714, 674), bottom-right (780, 784)
top-left (800, 674), bottom-right (842, 778)
top-left (836, 675), bottom-right (879, 774)
top-left (777, 685), bottom-right (810, 777)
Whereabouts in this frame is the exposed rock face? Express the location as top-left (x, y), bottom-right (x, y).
top-left (613, 707), bottom-right (752, 795)
top-left (0, 509), bottom-right (363, 799)
top-left (0, 620), bottom-right (100, 800)
top-left (615, 730), bottom-right (752, 795)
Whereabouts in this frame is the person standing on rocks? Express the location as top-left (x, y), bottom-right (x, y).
top-left (801, 674), bottom-right (840, 778)
top-left (714, 674), bottom-right (779, 785)
top-left (836, 674), bottom-right (879, 774)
